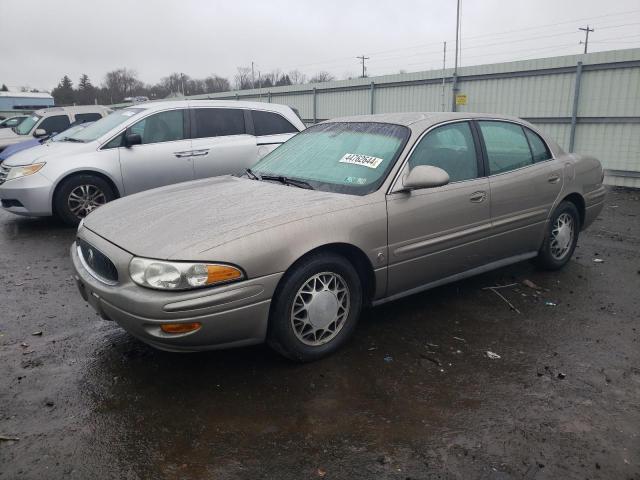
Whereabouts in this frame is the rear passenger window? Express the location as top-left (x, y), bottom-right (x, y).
top-left (478, 121), bottom-right (533, 175)
top-left (524, 128), bottom-right (551, 163)
top-left (75, 113), bottom-right (102, 123)
top-left (130, 109), bottom-right (185, 144)
top-left (408, 122), bottom-right (478, 183)
top-left (193, 108), bottom-right (245, 138)
top-left (38, 115), bottom-right (71, 134)
top-left (252, 110), bottom-right (298, 136)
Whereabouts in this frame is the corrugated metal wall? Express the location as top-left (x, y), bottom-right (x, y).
top-left (133, 48), bottom-right (640, 187)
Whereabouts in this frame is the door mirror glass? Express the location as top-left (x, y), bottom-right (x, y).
top-left (403, 165), bottom-right (449, 190)
top-left (33, 128), bottom-right (47, 138)
top-left (124, 133), bottom-right (142, 147)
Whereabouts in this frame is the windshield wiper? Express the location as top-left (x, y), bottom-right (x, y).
top-left (244, 168), bottom-right (260, 180)
top-left (62, 137), bottom-right (84, 143)
top-left (259, 174), bottom-right (314, 190)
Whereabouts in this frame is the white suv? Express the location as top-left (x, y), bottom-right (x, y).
top-left (0, 100), bottom-right (305, 224)
top-left (0, 105), bottom-right (112, 151)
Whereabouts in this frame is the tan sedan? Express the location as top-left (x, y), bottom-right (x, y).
top-left (71, 112), bottom-right (605, 361)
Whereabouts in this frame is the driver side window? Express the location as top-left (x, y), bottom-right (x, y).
top-left (129, 109), bottom-right (185, 144)
top-left (408, 122), bottom-right (478, 183)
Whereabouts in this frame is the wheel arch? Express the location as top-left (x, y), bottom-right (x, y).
top-left (51, 169), bottom-right (121, 214)
top-left (560, 192), bottom-right (586, 228)
top-left (276, 242), bottom-right (377, 306)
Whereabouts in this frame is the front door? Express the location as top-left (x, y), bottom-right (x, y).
top-left (118, 108), bottom-right (194, 195)
top-left (386, 121), bottom-right (492, 297)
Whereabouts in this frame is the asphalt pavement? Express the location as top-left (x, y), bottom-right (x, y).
top-left (1, 187), bottom-right (639, 479)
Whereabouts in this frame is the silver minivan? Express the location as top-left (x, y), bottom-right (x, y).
top-left (0, 100), bottom-right (305, 224)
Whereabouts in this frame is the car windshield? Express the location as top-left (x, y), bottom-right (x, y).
top-left (251, 122), bottom-right (410, 195)
top-left (14, 115), bottom-right (41, 135)
top-left (66, 108), bottom-right (145, 143)
top-left (51, 123), bottom-right (92, 142)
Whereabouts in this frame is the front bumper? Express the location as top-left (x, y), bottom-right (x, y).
top-left (0, 172), bottom-right (53, 216)
top-left (71, 227), bottom-right (282, 352)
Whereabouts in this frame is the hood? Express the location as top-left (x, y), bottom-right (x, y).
top-left (83, 176), bottom-right (362, 260)
top-left (0, 139), bottom-right (40, 161)
top-left (0, 128), bottom-right (19, 140)
top-left (2, 140), bottom-right (88, 166)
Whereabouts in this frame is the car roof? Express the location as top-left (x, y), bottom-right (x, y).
top-left (33, 105), bottom-right (112, 117)
top-left (324, 112), bottom-right (529, 128)
top-left (122, 99), bottom-right (295, 116)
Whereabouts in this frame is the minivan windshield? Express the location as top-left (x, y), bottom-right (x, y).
top-left (14, 115), bottom-right (41, 135)
top-left (67, 108), bottom-right (145, 143)
top-left (251, 122), bottom-right (410, 195)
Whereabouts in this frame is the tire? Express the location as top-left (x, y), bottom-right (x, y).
top-left (535, 200), bottom-right (580, 270)
top-left (267, 253), bottom-right (363, 362)
top-left (53, 174), bottom-right (116, 226)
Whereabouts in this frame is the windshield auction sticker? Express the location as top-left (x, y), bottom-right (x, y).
top-left (339, 153), bottom-right (384, 169)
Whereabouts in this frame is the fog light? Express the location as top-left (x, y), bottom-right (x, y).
top-left (160, 322), bottom-right (202, 334)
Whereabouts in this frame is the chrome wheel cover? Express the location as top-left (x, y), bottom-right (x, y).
top-left (291, 272), bottom-right (350, 346)
top-left (550, 212), bottom-right (574, 260)
top-left (68, 184), bottom-right (107, 219)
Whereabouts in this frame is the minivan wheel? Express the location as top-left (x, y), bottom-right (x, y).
top-left (535, 201), bottom-right (580, 270)
top-left (267, 253), bottom-right (362, 362)
top-left (54, 174), bottom-right (115, 226)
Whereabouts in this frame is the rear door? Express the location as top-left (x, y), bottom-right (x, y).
top-left (118, 108), bottom-right (194, 195)
top-left (386, 121), bottom-right (492, 296)
top-left (249, 109), bottom-right (300, 158)
top-left (476, 120), bottom-right (563, 259)
top-left (190, 107), bottom-right (259, 179)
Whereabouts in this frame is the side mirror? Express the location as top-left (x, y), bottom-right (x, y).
top-left (33, 128), bottom-right (47, 138)
top-left (403, 165), bottom-right (449, 190)
top-left (124, 133), bottom-right (142, 148)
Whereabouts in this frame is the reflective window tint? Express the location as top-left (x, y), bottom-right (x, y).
top-left (252, 110), bottom-right (298, 136)
top-left (478, 121), bottom-right (533, 174)
top-left (130, 110), bottom-right (185, 144)
top-left (74, 113), bottom-right (103, 123)
top-left (39, 115), bottom-right (70, 134)
top-left (524, 128), bottom-right (552, 162)
top-left (193, 108), bottom-right (245, 138)
top-left (408, 122), bottom-right (478, 182)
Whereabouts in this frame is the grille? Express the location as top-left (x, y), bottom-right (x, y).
top-left (77, 238), bottom-right (118, 285)
top-left (0, 163), bottom-right (9, 185)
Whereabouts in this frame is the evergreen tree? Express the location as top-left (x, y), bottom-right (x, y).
top-left (0, 84), bottom-right (8, 92)
top-left (76, 74), bottom-right (96, 105)
top-left (51, 75), bottom-right (75, 105)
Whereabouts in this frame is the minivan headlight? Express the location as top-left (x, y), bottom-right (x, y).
top-left (129, 257), bottom-right (244, 291)
top-left (5, 162), bottom-right (46, 181)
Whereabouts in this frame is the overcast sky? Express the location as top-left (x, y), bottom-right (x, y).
top-left (1, 0), bottom-right (639, 91)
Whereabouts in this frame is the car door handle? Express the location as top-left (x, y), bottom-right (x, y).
top-left (469, 191), bottom-right (487, 203)
top-left (190, 149), bottom-right (209, 157)
top-left (174, 151), bottom-right (192, 158)
top-left (548, 173), bottom-right (561, 184)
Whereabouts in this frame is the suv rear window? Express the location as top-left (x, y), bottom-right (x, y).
top-left (75, 113), bottom-right (103, 123)
top-left (252, 110), bottom-right (298, 136)
top-left (193, 108), bottom-right (245, 138)
top-left (39, 115), bottom-right (71, 134)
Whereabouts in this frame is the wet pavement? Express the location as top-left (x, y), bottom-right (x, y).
top-left (1, 188), bottom-right (639, 480)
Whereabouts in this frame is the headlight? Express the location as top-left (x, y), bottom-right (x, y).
top-left (5, 162), bottom-right (46, 181)
top-left (129, 257), bottom-right (244, 291)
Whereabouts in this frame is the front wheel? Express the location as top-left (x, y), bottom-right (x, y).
top-left (267, 253), bottom-right (362, 362)
top-left (53, 174), bottom-right (115, 226)
top-left (535, 201), bottom-right (580, 270)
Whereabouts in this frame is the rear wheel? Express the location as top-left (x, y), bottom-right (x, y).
top-left (54, 174), bottom-right (115, 226)
top-left (535, 201), bottom-right (580, 270)
top-left (267, 253), bottom-right (362, 362)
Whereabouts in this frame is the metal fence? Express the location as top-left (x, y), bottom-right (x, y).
top-left (116, 48), bottom-right (640, 187)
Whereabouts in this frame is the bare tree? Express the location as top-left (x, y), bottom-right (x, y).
top-left (234, 67), bottom-right (253, 90)
top-left (203, 75), bottom-right (230, 93)
top-left (308, 71), bottom-right (335, 83)
top-left (103, 68), bottom-right (142, 103)
top-left (288, 70), bottom-right (306, 85)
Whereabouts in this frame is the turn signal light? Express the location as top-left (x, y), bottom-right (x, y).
top-left (160, 322), bottom-right (202, 334)
top-left (206, 265), bottom-right (243, 284)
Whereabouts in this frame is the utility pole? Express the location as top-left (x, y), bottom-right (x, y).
top-left (579, 25), bottom-right (594, 54)
top-left (251, 61), bottom-right (255, 89)
top-left (451, 0), bottom-right (461, 111)
top-left (356, 55), bottom-right (370, 78)
top-left (441, 41), bottom-right (447, 112)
